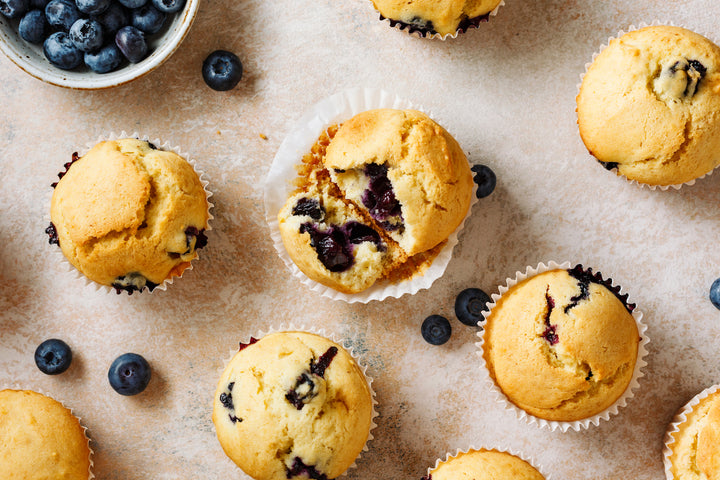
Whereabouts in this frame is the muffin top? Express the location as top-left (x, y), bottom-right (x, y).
top-left (482, 267), bottom-right (640, 422)
top-left (0, 389), bottom-right (91, 480)
top-left (669, 389), bottom-right (720, 479)
top-left (50, 139), bottom-right (209, 292)
top-left (371, 0), bottom-right (502, 36)
top-left (325, 109), bottom-right (473, 256)
top-left (212, 331), bottom-right (373, 480)
top-left (424, 449), bottom-right (545, 480)
top-left (577, 26), bottom-right (720, 186)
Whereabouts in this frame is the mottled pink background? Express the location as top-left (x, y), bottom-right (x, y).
top-left (1, 1), bottom-right (720, 479)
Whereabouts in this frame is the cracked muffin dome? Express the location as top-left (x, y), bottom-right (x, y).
top-left (0, 389), bottom-right (92, 479)
top-left (482, 266), bottom-right (640, 422)
top-left (49, 138), bottom-right (210, 293)
top-left (212, 331), bottom-right (374, 480)
top-left (577, 25), bottom-right (720, 186)
top-left (371, 0), bottom-right (502, 37)
top-left (667, 388), bottom-right (720, 480)
top-left (422, 449), bottom-right (545, 480)
top-left (325, 109), bottom-right (473, 257)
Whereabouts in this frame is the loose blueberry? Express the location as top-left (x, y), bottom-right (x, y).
top-left (43, 31), bottom-right (83, 69)
top-left (421, 315), bottom-right (451, 345)
top-left (454, 288), bottom-right (490, 326)
top-left (117, 0), bottom-right (145, 8)
top-left (0, 0), bottom-right (28, 18)
top-left (84, 43), bottom-right (122, 73)
top-left (115, 25), bottom-right (146, 63)
top-left (74, 0), bottom-right (108, 15)
top-left (34, 338), bottom-right (72, 375)
top-left (44, 0), bottom-right (79, 30)
top-left (96, 3), bottom-right (129, 36)
top-left (151, 0), bottom-right (183, 13)
top-left (18, 9), bottom-right (46, 44)
top-left (69, 18), bottom-right (103, 52)
top-left (471, 164), bottom-right (496, 199)
top-left (108, 353), bottom-right (151, 395)
top-left (710, 278), bottom-right (720, 310)
top-left (202, 50), bottom-right (243, 91)
top-left (130, 4), bottom-right (165, 34)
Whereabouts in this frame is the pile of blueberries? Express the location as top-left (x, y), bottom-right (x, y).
top-left (0, 0), bottom-right (185, 72)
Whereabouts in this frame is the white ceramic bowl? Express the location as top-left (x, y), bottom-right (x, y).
top-left (0, 0), bottom-right (199, 89)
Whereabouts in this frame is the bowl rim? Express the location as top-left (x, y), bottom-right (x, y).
top-left (0, 0), bottom-right (200, 90)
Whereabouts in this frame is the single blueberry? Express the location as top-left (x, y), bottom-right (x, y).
top-left (471, 164), bottom-right (496, 199)
top-left (75, 0), bottom-right (108, 15)
top-left (202, 50), bottom-right (243, 91)
top-left (69, 18), bottom-right (103, 52)
top-left (108, 353), bottom-right (151, 395)
top-left (43, 31), bottom-right (83, 69)
top-left (710, 278), bottom-right (720, 310)
top-left (44, 0), bottom-right (79, 30)
top-left (0, 0), bottom-right (28, 18)
top-left (18, 9), bottom-right (46, 44)
top-left (117, 0), bottom-right (145, 8)
top-left (96, 2), bottom-right (129, 36)
top-left (421, 315), bottom-right (452, 345)
top-left (84, 43), bottom-right (122, 73)
top-left (115, 25), bottom-right (146, 63)
top-left (130, 4), bottom-right (165, 34)
top-left (34, 338), bottom-right (72, 375)
top-left (454, 288), bottom-right (491, 326)
top-left (150, 0), bottom-right (183, 13)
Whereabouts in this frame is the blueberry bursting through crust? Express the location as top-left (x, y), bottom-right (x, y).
top-left (285, 346), bottom-right (338, 410)
top-left (379, 11), bottom-right (491, 37)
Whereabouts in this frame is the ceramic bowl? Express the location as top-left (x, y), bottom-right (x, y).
top-left (0, 0), bottom-right (199, 89)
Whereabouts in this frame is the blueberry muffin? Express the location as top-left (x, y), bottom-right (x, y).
top-left (48, 138), bottom-right (210, 293)
top-left (482, 265), bottom-right (640, 422)
top-left (422, 449), bottom-right (545, 480)
top-left (666, 387), bottom-right (720, 479)
top-left (212, 331), bottom-right (374, 480)
top-left (0, 389), bottom-right (92, 479)
top-left (370, 0), bottom-right (503, 37)
top-left (577, 26), bottom-right (720, 186)
top-left (278, 109), bottom-right (472, 294)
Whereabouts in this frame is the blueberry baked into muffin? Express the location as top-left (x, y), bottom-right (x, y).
top-left (482, 265), bottom-right (640, 422)
top-left (212, 331), bottom-right (374, 480)
top-left (0, 389), bottom-right (92, 479)
top-left (48, 138), bottom-right (210, 293)
top-left (370, 0), bottom-right (503, 37)
top-left (278, 109), bottom-right (473, 294)
top-left (577, 26), bottom-right (720, 186)
top-left (422, 449), bottom-right (545, 480)
top-left (666, 387), bottom-right (720, 480)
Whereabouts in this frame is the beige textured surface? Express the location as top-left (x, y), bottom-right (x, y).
top-left (212, 332), bottom-right (373, 480)
top-left (428, 449), bottom-right (545, 480)
top-left (577, 26), bottom-right (720, 186)
top-left (1, 1), bottom-right (720, 479)
top-left (0, 389), bottom-right (92, 479)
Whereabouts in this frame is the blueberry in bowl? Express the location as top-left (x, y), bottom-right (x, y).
top-left (0, 0), bottom-right (200, 88)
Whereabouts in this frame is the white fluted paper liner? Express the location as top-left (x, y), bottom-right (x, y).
top-left (371, 1), bottom-right (505, 40)
top-left (264, 87), bottom-right (478, 303)
top-left (577, 20), bottom-right (720, 191)
top-left (662, 384), bottom-right (720, 479)
top-left (475, 261), bottom-right (649, 432)
top-left (1, 384), bottom-right (94, 480)
top-left (217, 323), bottom-right (378, 476)
top-left (425, 445), bottom-right (551, 479)
top-left (47, 131), bottom-right (214, 295)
